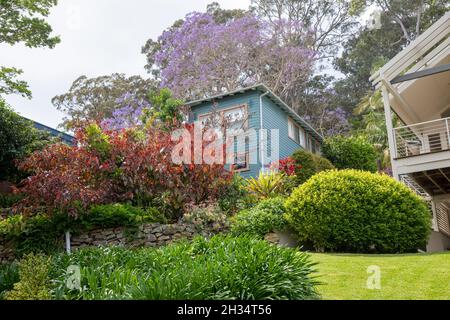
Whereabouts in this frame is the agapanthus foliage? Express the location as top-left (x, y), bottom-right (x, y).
top-left (147, 12), bottom-right (316, 103)
top-left (17, 122), bottom-right (231, 218)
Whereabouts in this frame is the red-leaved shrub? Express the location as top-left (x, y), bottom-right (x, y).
top-left (270, 157), bottom-right (300, 176)
top-left (16, 123), bottom-right (231, 218)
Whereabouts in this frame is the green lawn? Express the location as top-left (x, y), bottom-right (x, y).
top-left (310, 252), bottom-right (450, 300)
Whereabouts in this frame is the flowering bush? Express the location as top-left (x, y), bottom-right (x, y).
top-left (270, 157), bottom-right (299, 176)
top-left (16, 122), bottom-right (231, 218)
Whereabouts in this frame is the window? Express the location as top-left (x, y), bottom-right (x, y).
top-left (198, 104), bottom-right (248, 134)
top-left (198, 105), bottom-right (250, 172)
top-left (311, 137), bottom-right (316, 153)
top-left (315, 141), bottom-right (321, 154)
top-left (288, 117), bottom-right (306, 147)
top-left (231, 152), bottom-right (249, 172)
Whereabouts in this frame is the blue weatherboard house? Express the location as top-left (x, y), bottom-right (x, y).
top-left (186, 84), bottom-right (323, 178)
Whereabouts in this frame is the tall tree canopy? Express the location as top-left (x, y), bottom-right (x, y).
top-left (147, 12), bottom-right (315, 104)
top-left (250, 0), bottom-right (358, 57)
top-left (52, 74), bottom-right (157, 130)
top-left (0, 0), bottom-right (60, 98)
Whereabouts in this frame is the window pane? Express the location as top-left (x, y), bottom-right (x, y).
top-left (288, 119), bottom-right (294, 139)
top-left (232, 153), bottom-right (248, 171)
top-left (224, 106), bottom-right (246, 133)
top-left (299, 127), bottom-right (306, 147)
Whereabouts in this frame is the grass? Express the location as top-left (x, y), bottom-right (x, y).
top-left (311, 252), bottom-right (450, 300)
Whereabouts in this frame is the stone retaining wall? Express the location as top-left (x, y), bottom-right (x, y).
top-left (0, 222), bottom-right (225, 263)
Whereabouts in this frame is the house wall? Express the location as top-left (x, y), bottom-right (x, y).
top-left (190, 91), bottom-right (320, 178)
top-left (426, 230), bottom-right (450, 252)
top-left (261, 95), bottom-right (308, 164)
top-left (191, 91), bottom-right (262, 178)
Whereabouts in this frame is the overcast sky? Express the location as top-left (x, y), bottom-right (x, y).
top-left (2, 0), bottom-right (251, 130)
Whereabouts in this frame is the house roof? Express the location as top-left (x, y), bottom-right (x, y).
top-left (186, 83), bottom-right (324, 143)
top-left (27, 118), bottom-right (75, 145)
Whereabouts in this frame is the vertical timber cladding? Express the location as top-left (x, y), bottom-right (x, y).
top-left (436, 202), bottom-right (450, 237)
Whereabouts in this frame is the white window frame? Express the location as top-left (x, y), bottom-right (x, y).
top-left (198, 105), bottom-right (250, 172)
top-left (288, 117), bottom-right (306, 147)
top-left (231, 152), bottom-right (250, 172)
top-left (198, 104), bottom-right (248, 132)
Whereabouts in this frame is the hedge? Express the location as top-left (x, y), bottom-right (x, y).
top-left (285, 170), bottom-right (431, 253)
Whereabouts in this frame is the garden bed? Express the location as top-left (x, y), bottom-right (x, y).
top-left (0, 221), bottom-right (227, 263)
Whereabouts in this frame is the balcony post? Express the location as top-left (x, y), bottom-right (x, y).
top-left (446, 119), bottom-right (450, 150)
top-left (381, 85), bottom-right (399, 179)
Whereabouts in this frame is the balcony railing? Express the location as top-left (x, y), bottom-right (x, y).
top-left (393, 118), bottom-right (450, 159)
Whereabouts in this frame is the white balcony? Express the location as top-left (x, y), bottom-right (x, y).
top-left (393, 118), bottom-right (450, 159)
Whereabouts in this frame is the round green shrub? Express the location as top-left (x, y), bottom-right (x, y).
top-left (291, 149), bottom-right (334, 185)
top-left (321, 135), bottom-right (378, 172)
top-left (231, 197), bottom-right (288, 238)
top-left (285, 170), bottom-right (431, 253)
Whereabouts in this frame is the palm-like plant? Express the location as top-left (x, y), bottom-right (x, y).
top-left (354, 90), bottom-right (400, 169)
top-left (245, 171), bottom-right (287, 199)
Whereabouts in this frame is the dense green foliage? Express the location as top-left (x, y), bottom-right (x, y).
top-left (231, 197), bottom-right (288, 238)
top-left (4, 253), bottom-right (51, 300)
top-left (0, 193), bottom-right (23, 208)
top-left (285, 170), bottom-right (431, 253)
top-left (321, 136), bottom-right (378, 172)
top-left (291, 149), bottom-right (334, 185)
top-left (217, 174), bottom-right (252, 213)
top-left (82, 204), bottom-right (166, 230)
top-left (49, 236), bottom-right (319, 300)
top-left (0, 204), bottom-right (165, 256)
top-left (334, 0), bottom-right (448, 114)
top-left (0, 100), bottom-right (53, 181)
top-left (0, 214), bottom-right (67, 256)
top-left (0, 0), bottom-right (60, 48)
top-left (0, 262), bottom-right (19, 299)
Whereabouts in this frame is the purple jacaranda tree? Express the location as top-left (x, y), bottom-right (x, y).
top-left (304, 107), bottom-right (351, 137)
top-left (150, 12), bottom-right (316, 106)
top-left (101, 92), bottom-right (150, 130)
